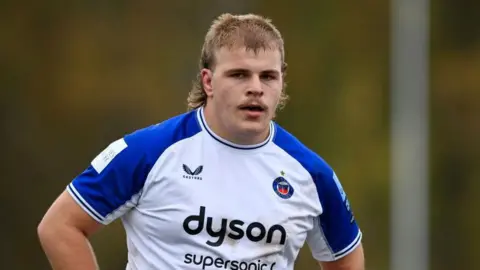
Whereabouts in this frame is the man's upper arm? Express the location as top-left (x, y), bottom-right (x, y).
top-left (306, 170), bottom-right (363, 267)
top-left (39, 189), bottom-right (103, 237)
top-left (318, 243), bottom-right (364, 270)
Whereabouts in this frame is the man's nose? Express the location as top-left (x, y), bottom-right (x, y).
top-left (246, 76), bottom-right (263, 96)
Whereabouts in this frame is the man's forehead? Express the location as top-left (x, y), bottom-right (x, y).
top-left (213, 46), bottom-right (282, 70)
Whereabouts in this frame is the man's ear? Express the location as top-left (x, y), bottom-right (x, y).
top-left (201, 69), bottom-right (213, 97)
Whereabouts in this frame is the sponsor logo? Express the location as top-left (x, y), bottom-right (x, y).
top-left (184, 253), bottom-right (277, 270)
top-left (333, 172), bottom-right (355, 223)
top-left (91, 138), bottom-right (128, 174)
top-left (183, 206), bottom-right (286, 247)
top-left (183, 253), bottom-right (276, 270)
top-left (183, 164), bottom-right (203, 180)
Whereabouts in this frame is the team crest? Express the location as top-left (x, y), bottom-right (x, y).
top-left (272, 176), bottom-right (294, 199)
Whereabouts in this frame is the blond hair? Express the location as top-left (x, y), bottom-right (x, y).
top-left (187, 13), bottom-right (289, 111)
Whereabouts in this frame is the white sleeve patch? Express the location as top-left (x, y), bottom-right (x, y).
top-left (91, 138), bottom-right (128, 174)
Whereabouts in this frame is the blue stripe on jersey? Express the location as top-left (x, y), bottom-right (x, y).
top-left (272, 124), bottom-right (360, 256)
top-left (70, 110), bottom-right (201, 223)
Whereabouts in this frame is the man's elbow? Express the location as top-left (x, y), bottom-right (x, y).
top-left (37, 216), bottom-right (57, 246)
top-left (37, 209), bottom-right (71, 245)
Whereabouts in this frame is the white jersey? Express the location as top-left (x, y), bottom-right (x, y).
top-left (67, 107), bottom-right (362, 270)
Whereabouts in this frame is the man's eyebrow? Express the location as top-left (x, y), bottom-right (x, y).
top-left (224, 68), bottom-right (280, 75)
top-left (224, 68), bottom-right (250, 74)
top-left (261, 69), bottom-right (281, 75)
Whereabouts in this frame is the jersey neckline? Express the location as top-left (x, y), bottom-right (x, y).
top-left (196, 107), bottom-right (275, 150)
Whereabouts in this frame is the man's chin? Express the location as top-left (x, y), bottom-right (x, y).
top-left (237, 121), bottom-right (270, 136)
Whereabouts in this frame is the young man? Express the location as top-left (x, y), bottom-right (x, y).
top-left (38, 13), bottom-right (364, 270)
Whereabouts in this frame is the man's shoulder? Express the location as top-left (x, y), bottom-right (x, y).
top-left (272, 123), bottom-right (332, 178)
top-left (123, 109), bottom-right (202, 156)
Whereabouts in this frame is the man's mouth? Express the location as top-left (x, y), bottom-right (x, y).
top-left (238, 104), bottom-right (266, 112)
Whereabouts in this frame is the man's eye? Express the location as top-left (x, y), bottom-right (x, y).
top-left (261, 74), bottom-right (276, 80)
top-left (230, 73), bottom-right (245, 78)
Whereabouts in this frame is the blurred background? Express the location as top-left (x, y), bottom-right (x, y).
top-left (1, 1), bottom-right (479, 269)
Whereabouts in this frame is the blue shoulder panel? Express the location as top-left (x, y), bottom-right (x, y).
top-left (68, 110), bottom-right (201, 224)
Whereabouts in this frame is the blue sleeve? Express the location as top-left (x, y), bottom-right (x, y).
top-left (271, 124), bottom-right (362, 260)
top-left (67, 133), bottom-right (151, 225)
top-left (307, 169), bottom-right (362, 261)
